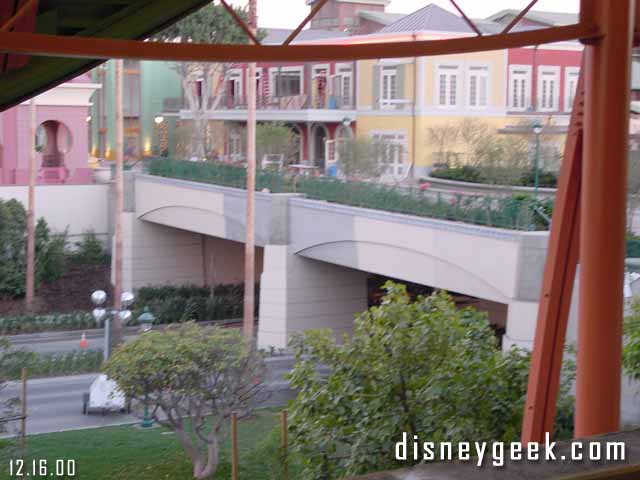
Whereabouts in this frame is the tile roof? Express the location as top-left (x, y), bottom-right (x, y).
top-left (379, 3), bottom-right (474, 34)
top-left (357, 10), bottom-right (406, 26)
top-left (486, 9), bottom-right (579, 26)
top-left (262, 28), bottom-right (348, 45)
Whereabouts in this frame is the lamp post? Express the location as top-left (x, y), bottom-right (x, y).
top-left (91, 290), bottom-right (134, 362)
top-left (137, 307), bottom-right (155, 428)
top-left (532, 122), bottom-right (543, 198)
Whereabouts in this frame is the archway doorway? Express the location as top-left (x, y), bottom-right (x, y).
top-left (312, 124), bottom-right (328, 171)
top-left (35, 120), bottom-right (72, 183)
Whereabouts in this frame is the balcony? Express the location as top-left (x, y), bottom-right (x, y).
top-left (178, 94), bottom-right (356, 123)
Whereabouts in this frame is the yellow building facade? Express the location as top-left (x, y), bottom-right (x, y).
top-left (354, 47), bottom-right (513, 177)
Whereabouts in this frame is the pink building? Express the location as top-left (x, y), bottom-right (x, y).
top-left (0, 74), bottom-right (100, 185)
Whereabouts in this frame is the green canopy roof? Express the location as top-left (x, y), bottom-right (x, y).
top-left (0, 0), bottom-right (209, 111)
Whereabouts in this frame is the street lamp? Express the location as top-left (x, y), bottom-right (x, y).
top-left (91, 290), bottom-right (134, 362)
top-left (137, 307), bottom-right (156, 428)
top-left (532, 121), bottom-right (543, 198)
top-left (137, 306), bottom-right (155, 333)
top-left (153, 115), bottom-right (164, 125)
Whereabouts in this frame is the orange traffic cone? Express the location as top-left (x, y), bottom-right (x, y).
top-left (79, 332), bottom-right (88, 351)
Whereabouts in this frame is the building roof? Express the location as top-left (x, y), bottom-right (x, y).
top-left (357, 10), bottom-right (406, 26)
top-left (306, 0), bottom-right (389, 5)
top-left (486, 9), bottom-right (579, 27)
top-left (262, 28), bottom-right (348, 45)
top-left (379, 3), bottom-right (475, 34)
top-left (378, 3), bottom-right (517, 35)
top-left (0, 0), bottom-right (210, 112)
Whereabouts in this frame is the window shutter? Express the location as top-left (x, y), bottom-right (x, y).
top-left (372, 65), bottom-right (381, 110)
top-left (396, 65), bottom-right (405, 108)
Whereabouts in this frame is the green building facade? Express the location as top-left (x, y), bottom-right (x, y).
top-left (90, 59), bottom-right (183, 161)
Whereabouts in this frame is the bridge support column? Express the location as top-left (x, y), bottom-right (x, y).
top-left (257, 245), bottom-right (368, 350)
top-left (113, 214), bottom-right (206, 292)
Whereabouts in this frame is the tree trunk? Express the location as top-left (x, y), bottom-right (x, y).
top-left (194, 434), bottom-right (220, 479)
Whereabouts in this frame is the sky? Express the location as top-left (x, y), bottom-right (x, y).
top-left (227, 0), bottom-right (580, 29)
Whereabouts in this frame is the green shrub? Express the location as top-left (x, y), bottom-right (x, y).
top-left (430, 165), bottom-right (486, 183)
top-left (0, 348), bottom-right (103, 380)
top-left (0, 312), bottom-right (97, 335)
top-left (287, 282), bottom-right (575, 477)
top-left (0, 199), bottom-right (67, 298)
top-left (627, 233), bottom-right (640, 258)
top-left (133, 283), bottom-right (250, 325)
top-left (431, 165), bottom-right (558, 188)
top-left (72, 230), bottom-right (110, 265)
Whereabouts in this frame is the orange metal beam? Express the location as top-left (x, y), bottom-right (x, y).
top-left (218, 0), bottom-right (260, 46)
top-left (576, 0), bottom-right (634, 438)
top-left (0, 24), bottom-right (598, 63)
top-left (284, 0), bottom-right (331, 45)
top-left (448, 0), bottom-right (482, 37)
top-left (501, 0), bottom-right (540, 35)
top-left (521, 68), bottom-right (584, 443)
top-left (0, 0), bottom-right (37, 32)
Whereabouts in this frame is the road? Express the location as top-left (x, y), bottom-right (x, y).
top-left (10, 332), bottom-right (137, 355)
top-left (0, 357), bottom-right (296, 436)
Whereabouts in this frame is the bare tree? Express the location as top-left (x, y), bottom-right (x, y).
top-left (157, 4), bottom-right (254, 160)
top-left (427, 123), bottom-right (459, 165)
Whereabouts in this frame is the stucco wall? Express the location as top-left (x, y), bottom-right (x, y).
top-left (0, 184), bottom-right (110, 243)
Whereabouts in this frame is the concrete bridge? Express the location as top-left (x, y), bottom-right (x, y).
top-left (119, 173), bottom-right (556, 351)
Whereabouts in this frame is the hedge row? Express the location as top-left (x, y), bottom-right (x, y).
top-left (149, 158), bottom-right (551, 231)
top-left (0, 284), bottom-right (253, 335)
top-left (1, 349), bottom-right (103, 380)
top-left (0, 312), bottom-right (96, 335)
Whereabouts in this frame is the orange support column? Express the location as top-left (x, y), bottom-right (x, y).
top-left (576, 0), bottom-right (635, 438)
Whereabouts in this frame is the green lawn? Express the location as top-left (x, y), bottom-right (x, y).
top-left (0, 409), bottom-right (302, 479)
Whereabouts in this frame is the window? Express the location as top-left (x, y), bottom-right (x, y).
top-left (272, 68), bottom-right (303, 97)
top-left (335, 66), bottom-right (353, 108)
top-left (228, 69), bottom-right (243, 105)
top-left (123, 72), bottom-right (141, 117)
top-left (565, 67), bottom-right (580, 111)
top-left (468, 65), bottom-right (489, 108)
top-left (229, 128), bottom-right (244, 161)
top-left (380, 67), bottom-right (397, 107)
top-left (538, 66), bottom-right (560, 112)
top-left (509, 65), bottom-right (531, 111)
top-left (372, 132), bottom-right (407, 178)
top-left (437, 65), bottom-right (460, 108)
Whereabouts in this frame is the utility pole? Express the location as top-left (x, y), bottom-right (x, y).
top-left (25, 98), bottom-right (36, 312)
top-left (113, 59), bottom-right (124, 345)
top-left (243, 0), bottom-right (258, 341)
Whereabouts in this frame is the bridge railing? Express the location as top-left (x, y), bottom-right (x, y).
top-left (147, 158), bottom-right (552, 231)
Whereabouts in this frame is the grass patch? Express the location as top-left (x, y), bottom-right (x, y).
top-left (0, 409), bottom-right (301, 479)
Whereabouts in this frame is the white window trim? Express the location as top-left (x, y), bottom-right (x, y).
top-left (228, 68), bottom-right (243, 100)
top-left (466, 63), bottom-right (490, 109)
top-left (268, 66), bottom-right (304, 99)
top-left (508, 64), bottom-right (532, 112)
top-left (537, 65), bottom-right (561, 112)
top-left (369, 130), bottom-right (408, 178)
top-left (564, 66), bottom-right (580, 112)
top-left (380, 66), bottom-right (398, 109)
top-left (435, 62), bottom-right (462, 109)
top-left (336, 71), bottom-right (353, 107)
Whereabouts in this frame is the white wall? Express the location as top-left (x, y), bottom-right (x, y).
top-left (0, 184), bottom-right (110, 243)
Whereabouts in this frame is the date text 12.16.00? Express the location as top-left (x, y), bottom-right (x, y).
top-left (9, 459), bottom-right (76, 477)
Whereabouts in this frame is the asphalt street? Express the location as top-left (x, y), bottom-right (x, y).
top-left (0, 357), bottom-right (296, 436)
top-left (10, 333), bottom-right (137, 355)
